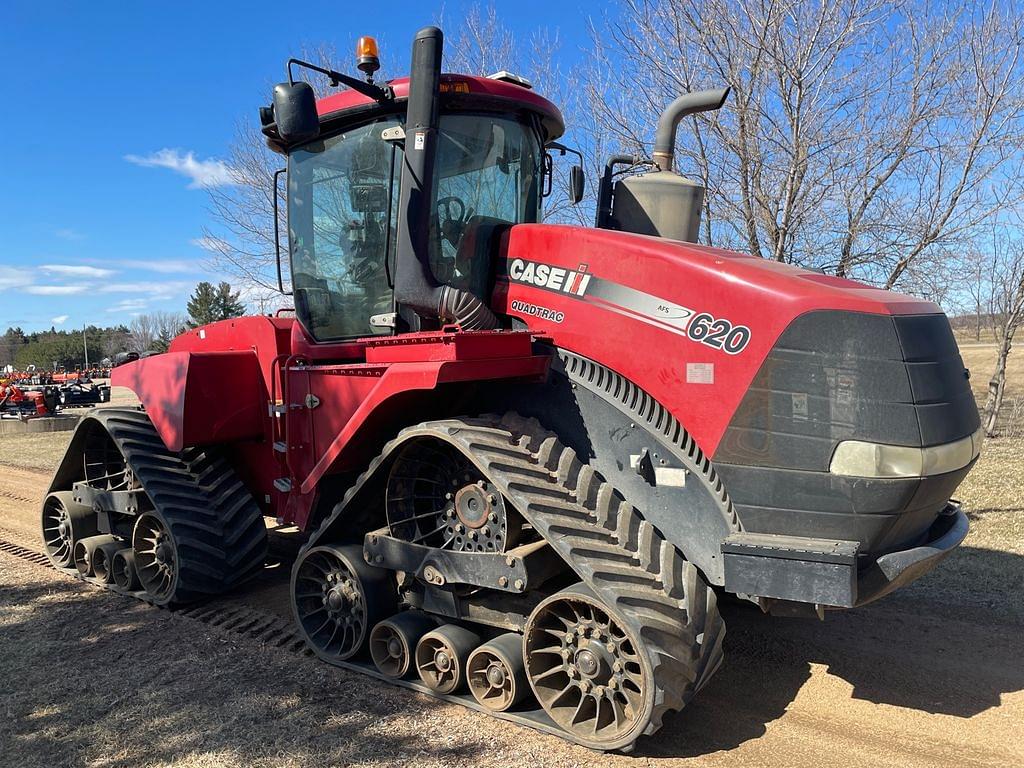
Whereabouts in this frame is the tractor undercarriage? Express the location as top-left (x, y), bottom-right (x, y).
top-left (42, 410), bottom-right (267, 605)
top-left (40, 400), bottom-right (727, 750)
top-left (293, 414), bottom-right (723, 749)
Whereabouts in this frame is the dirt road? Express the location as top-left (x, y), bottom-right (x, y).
top-left (2, 462), bottom-right (1022, 767)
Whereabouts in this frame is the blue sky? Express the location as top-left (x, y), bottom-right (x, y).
top-left (2, 0), bottom-right (590, 332)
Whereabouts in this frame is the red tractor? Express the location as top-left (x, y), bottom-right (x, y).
top-left (41, 28), bottom-right (980, 750)
top-left (0, 380), bottom-right (53, 418)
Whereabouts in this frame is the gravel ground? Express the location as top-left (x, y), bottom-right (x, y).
top-left (1, 406), bottom-right (1022, 766)
top-left (2, 547), bottom-right (1022, 768)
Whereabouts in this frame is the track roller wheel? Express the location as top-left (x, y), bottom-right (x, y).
top-left (91, 540), bottom-right (126, 585)
top-left (74, 534), bottom-right (120, 578)
top-left (132, 512), bottom-right (179, 602)
top-left (111, 549), bottom-right (140, 591)
top-left (292, 544), bottom-right (395, 663)
top-left (524, 584), bottom-right (654, 750)
top-left (467, 632), bottom-right (529, 712)
top-left (41, 491), bottom-right (96, 568)
top-left (415, 624), bottom-right (480, 694)
top-left (370, 611), bottom-right (435, 679)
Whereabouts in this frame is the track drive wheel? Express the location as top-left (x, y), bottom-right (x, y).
top-left (292, 544), bottom-right (396, 663)
top-left (41, 491), bottom-right (96, 568)
top-left (524, 584), bottom-right (654, 750)
top-left (132, 512), bottom-right (179, 603)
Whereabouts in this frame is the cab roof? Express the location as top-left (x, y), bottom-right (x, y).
top-left (314, 74), bottom-right (565, 143)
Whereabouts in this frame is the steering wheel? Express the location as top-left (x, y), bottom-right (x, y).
top-left (437, 195), bottom-right (470, 247)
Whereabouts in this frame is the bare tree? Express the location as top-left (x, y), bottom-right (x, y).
top-left (440, 4), bottom-right (588, 223)
top-left (981, 229), bottom-right (1024, 436)
top-left (202, 44), bottom-right (341, 300)
top-left (587, 0), bottom-right (1024, 289)
top-left (128, 315), bottom-right (158, 353)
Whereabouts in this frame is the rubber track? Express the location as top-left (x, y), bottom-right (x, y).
top-left (79, 409), bottom-right (267, 604)
top-left (305, 413), bottom-right (725, 744)
top-left (0, 532), bottom-right (308, 653)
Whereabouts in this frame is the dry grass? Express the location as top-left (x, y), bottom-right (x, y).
top-left (0, 431), bottom-right (72, 474)
top-left (957, 343), bottom-right (1024, 402)
top-left (0, 387), bottom-right (135, 474)
top-left (955, 436), bottom-right (1024, 553)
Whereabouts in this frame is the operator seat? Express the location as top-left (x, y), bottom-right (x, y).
top-left (452, 215), bottom-right (511, 299)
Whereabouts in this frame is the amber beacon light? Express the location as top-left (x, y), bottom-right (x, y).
top-left (356, 36), bottom-right (381, 80)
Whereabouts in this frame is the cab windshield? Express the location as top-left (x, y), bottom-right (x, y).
top-left (429, 114), bottom-right (543, 293)
top-left (288, 112), bottom-right (543, 341)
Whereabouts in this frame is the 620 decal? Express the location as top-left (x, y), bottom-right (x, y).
top-left (687, 312), bottom-right (751, 355)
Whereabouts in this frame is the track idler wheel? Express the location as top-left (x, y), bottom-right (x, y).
top-left (467, 632), bottom-right (529, 712)
top-left (524, 584), bottom-right (654, 750)
top-left (74, 534), bottom-right (121, 578)
top-left (91, 540), bottom-right (126, 585)
top-left (111, 549), bottom-right (140, 591)
top-left (41, 491), bottom-right (96, 568)
top-left (132, 512), bottom-right (178, 603)
top-left (370, 611), bottom-right (435, 679)
top-left (415, 624), bottom-right (480, 694)
top-left (292, 544), bottom-right (396, 663)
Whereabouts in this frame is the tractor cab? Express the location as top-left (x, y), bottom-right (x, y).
top-left (261, 32), bottom-right (566, 342)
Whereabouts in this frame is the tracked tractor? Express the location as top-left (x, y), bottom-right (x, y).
top-left (41, 27), bottom-right (981, 751)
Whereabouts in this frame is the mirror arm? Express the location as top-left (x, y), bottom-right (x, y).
top-left (546, 141), bottom-right (584, 165)
top-left (287, 58), bottom-right (392, 103)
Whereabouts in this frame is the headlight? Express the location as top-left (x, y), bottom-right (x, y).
top-left (829, 428), bottom-right (982, 478)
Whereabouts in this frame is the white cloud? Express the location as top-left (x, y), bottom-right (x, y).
top-left (0, 267), bottom-right (33, 292)
top-left (99, 281), bottom-right (191, 295)
top-left (124, 258), bottom-right (202, 274)
top-left (40, 264), bottom-right (115, 279)
top-left (55, 228), bottom-right (86, 241)
top-left (107, 298), bottom-right (148, 313)
top-left (52, 314), bottom-right (69, 324)
top-left (124, 148), bottom-right (238, 189)
top-left (25, 285), bottom-right (87, 296)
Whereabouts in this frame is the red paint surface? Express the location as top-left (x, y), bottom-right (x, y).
top-left (494, 224), bottom-right (939, 457)
top-left (117, 319), bottom-right (547, 529)
top-left (112, 219), bottom-right (946, 529)
top-left (314, 74), bottom-right (564, 138)
top-left (112, 351), bottom-right (263, 452)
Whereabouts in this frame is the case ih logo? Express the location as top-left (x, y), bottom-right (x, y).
top-left (508, 259), bottom-right (592, 295)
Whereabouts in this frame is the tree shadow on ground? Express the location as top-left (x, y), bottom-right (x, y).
top-left (0, 576), bottom-right (479, 768)
top-left (3, 542), bottom-right (1021, 764)
top-left (637, 544), bottom-right (1024, 758)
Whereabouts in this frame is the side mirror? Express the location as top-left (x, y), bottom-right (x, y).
top-left (272, 82), bottom-right (319, 144)
top-left (570, 165), bottom-right (586, 205)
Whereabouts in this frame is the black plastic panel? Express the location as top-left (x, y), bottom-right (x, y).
top-left (714, 310), bottom-right (979, 557)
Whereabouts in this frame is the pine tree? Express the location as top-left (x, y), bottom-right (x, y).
top-left (187, 281), bottom-right (245, 327)
top-left (215, 282), bottom-right (246, 320)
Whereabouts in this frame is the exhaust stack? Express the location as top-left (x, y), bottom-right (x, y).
top-left (652, 88), bottom-right (730, 172)
top-left (609, 87), bottom-right (730, 243)
top-left (393, 26), bottom-right (498, 331)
